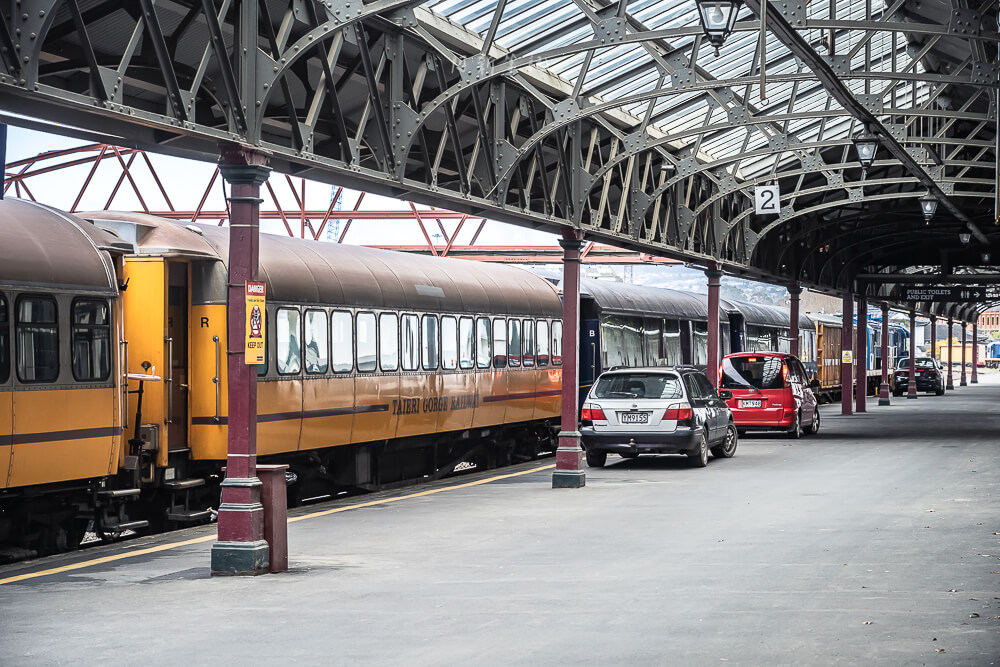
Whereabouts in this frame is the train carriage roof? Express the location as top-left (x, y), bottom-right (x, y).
top-left (724, 299), bottom-right (814, 331)
top-left (87, 212), bottom-right (561, 316)
top-left (807, 313), bottom-right (845, 328)
top-left (573, 278), bottom-right (729, 323)
top-left (0, 198), bottom-right (125, 294)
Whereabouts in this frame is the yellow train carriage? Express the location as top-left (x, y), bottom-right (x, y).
top-left (0, 199), bottom-right (127, 553)
top-left (91, 212), bottom-right (564, 499)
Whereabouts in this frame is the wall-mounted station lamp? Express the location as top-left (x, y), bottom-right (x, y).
top-left (695, 0), bottom-right (744, 55)
top-left (959, 232), bottom-right (972, 245)
top-left (852, 127), bottom-right (879, 178)
top-left (919, 192), bottom-right (938, 225)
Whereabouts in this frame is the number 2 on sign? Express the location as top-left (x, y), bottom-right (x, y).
top-left (755, 185), bottom-right (780, 215)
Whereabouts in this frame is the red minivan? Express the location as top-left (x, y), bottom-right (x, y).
top-left (720, 352), bottom-right (820, 438)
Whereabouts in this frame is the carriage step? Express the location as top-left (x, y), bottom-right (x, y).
top-left (162, 478), bottom-right (205, 491)
top-left (166, 509), bottom-right (212, 523)
top-left (102, 520), bottom-right (149, 532)
top-left (97, 488), bottom-right (142, 499)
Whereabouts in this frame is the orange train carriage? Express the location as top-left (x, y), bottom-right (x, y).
top-left (0, 200), bottom-right (564, 556)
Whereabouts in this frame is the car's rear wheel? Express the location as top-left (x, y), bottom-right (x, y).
top-left (585, 450), bottom-right (607, 468)
top-left (688, 430), bottom-right (709, 467)
top-left (711, 424), bottom-right (738, 458)
top-left (788, 411), bottom-right (801, 439)
top-left (806, 408), bottom-right (820, 435)
top-left (936, 384), bottom-right (945, 396)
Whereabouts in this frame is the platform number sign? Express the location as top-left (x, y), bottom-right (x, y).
top-left (245, 281), bottom-right (266, 364)
top-left (754, 184), bottom-right (781, 215)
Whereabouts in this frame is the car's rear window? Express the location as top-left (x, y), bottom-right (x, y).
top-left (593, 373), bottom-right (683, 399)
top-left (898, 358), bottom-right (935, 370)
top-left (721, 356), bottom-right (786, 390)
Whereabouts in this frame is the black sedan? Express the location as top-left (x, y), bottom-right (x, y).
top-left (893, 357), bottom-right (945, 396)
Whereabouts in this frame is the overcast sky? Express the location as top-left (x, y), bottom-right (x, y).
top-left (4, 123), bottom-right (560, 247)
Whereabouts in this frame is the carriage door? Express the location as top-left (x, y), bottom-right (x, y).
top-left (166, 263), bottom-right (188, 451)
top-left (580, 318), bottom-right (599, 404)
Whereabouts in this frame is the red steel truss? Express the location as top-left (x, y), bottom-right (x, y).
top-left (3, 143), bottom-right (674, 265)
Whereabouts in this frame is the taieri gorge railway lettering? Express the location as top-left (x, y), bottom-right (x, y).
top-left (392, 394), bottom-right (481, 415)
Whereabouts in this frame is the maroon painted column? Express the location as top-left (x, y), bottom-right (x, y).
top-left (211, 144), bottom-right (272, 576)
top-left (960, 322), bottom-right (968, 386)
top-left (841, 294), bottom-right (854, 416)
top-left (788, 284), bottom-right (801, 357)
top-left (856, 296), bottom-right (867, 412)
top-left (907, 310), bottom-right (918, 399)
top-left (946, 317), bottom-right (955, 390)
top-left (706, 263), bottom-right (722, 386)
top-left (878, 303), bottom-right (890, 406)
top-left (553, 228), bottom-right (586, 489)
top-left (972, 321), bottom-right (979, 383)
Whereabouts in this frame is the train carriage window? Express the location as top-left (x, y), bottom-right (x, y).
top-left (551, 321), bottom-right (563, 365)
top-left (662, 320), bottom-right (681, 365)
top-left (16, 296), bottom-right (59, 383)
top-left (380, 313), bottom-right (400, 372)
top-left (536, 320), bottom-right (549, 367)
top-left (276, 308), bottom-right (301, 375)
top-left (0, 295), bottom-right (8, 383)
top-left (521, 319), bottom-right (535, 366)
top-left (257, 310), bottom-right (268, 376)
top-left (492, 318), bottom-right (507, 368)
top-left (477, 318), bottom-right (492, 368)
top-left (422, 315), bottom-right (439, 370)
top-left (507, 319), bottom-right (521, 367)
top-left (356, 312), bottom-right (377, 372)
top-left (304, 310), bottom-right (329, 374)
top-left (643, 318), bottom-right (662, 366)
top-left (459, 317), bottom-right (475, 369)
top-left (71, 299), bottom-right (111, 382)
top-left (331, 311), bottom-right (353, 373)
top-left (442, 317), bottom-right (458, 370)
top-left (401, 314), bottom-right (419, 371)
top-left (692, 321), bottom-right (709, 366)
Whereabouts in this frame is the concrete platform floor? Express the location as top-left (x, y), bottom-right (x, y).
top-left (2, 377), bottom-right (999, 666)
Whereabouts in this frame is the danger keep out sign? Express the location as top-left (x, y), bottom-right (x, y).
top-left (245, 281), bottom-right (266, 364)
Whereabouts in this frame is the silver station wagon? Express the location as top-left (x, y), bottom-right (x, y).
top-left (579, 366), bottom-right (738, 468)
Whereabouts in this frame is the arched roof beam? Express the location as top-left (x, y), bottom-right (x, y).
top-left (741, 0), bottom-right (991, 246)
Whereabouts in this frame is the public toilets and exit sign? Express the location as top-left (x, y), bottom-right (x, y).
top-left (245, 281), bottom-right (266, 364)
top-left (903, 286), bottom-right (1000, 302)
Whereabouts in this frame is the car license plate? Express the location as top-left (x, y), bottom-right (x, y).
top-left (620, 412), bottom-right (649, 424)
top-left (740, 399), bottom-right (763, 408)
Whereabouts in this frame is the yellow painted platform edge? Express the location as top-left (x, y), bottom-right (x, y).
top-left (0, 463), bottom-right (556, 586)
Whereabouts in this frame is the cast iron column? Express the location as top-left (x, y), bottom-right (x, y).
top-left (856, 296), bottom-right (867, 412)
top-left (553, 229), bottom-right (585, 489)
top-left (907, 310), bottom-right (918, 399)
top-left (706, 263), bottom-right (722, 386)
top-left (211, 144), bottom-right (271, 576)
top-left (946, 317), bottom-right (955, 390)
top-left (960, 322), bottom-right (968, 386)
top-left (878, 303), bottom-right (890, 406)
top-left (972, 321), bottom-right (979, 383)
top-left (788, 284), bottom-right (801, 357)
top-left (841, 294), bottom-right (854, 416)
